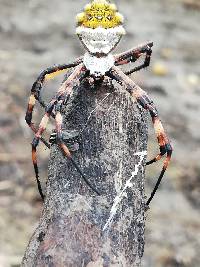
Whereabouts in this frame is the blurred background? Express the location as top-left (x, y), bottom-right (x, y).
top-left (0, 0), bottom-right (199, 266)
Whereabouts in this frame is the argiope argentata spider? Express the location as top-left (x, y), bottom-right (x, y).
top-left (25, 0), bottom-right (172, 208)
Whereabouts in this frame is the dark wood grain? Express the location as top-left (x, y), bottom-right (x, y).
top-left (22, 77), bottom-right (148, 267)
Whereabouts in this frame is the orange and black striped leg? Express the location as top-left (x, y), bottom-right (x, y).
top-left (146, 117), bottom-right (172, 166)
top-left (31, 64), bottom-right (88, 200)
top-left (32, 99), bottom-right (56, 200)
top-left (31, 58), bottom-right (83, 108)
top-left (54, 101), bottom-right (100, 195)
top-left (145, 117), bottom-right (172, 206)
top-left (107, 66), bottom-right (173, 207)
top-left (25, 58), bottom-right (83, 135)
top-left (25, 93), bottom-right (50, 149)
top-left (114, 41), bottom-right (153, 75)
top-left (25, 60), bottom-right (84, 148)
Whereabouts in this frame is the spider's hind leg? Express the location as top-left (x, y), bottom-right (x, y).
top-left (31, 99), bottom-right (56, 200)
top-left (31, 63), bottom-right (88, 200)
top-left (54, 101), bottom-right (100, 196)
top-left (49, 129), bottom-right (80, 152)
top-left (107, 66), bottom-right (173, 207)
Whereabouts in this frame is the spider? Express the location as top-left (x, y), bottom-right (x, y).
top-left (25, 0), bottom-right (172, 208)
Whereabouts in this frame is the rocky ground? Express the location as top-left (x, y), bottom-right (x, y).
top-left (0, 0), bottom-right (199, 266)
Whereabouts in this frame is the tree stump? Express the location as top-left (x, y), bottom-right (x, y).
top-left (22, 78), bottom-right (148, 267)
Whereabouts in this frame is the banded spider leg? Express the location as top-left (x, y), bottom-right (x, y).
top-left (107, 66), bottom-right (172, 207)
top-left (25, 58), bottom-right (83, 147)
top-left (31, 64), bottom-right (99, 200)
top-left (115, 41), bottom-right (153, 75)
top-left (54, 100), bottom-right (100, 196)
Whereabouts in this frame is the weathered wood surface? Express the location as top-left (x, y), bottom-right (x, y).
top-left (22, 78), bottom-right (148, 267)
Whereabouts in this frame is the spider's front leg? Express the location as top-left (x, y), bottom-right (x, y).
top-left (115, 41), bottom-right (153, 75)
top-left (25, 58), bottom-right (83, 148)
top-left (107, 66), bottom-right (172, 207)
top-left (31, 64), bottom-right (99, 199)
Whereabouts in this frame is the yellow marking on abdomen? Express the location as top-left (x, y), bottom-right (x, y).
top-left (76, 0), bottom-right (124, 29)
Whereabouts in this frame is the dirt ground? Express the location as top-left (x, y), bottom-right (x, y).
top-left (0, 0), bottom-right (200, 266)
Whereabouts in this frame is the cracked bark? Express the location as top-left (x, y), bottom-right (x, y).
top-left (22, 77), bottom-right (148, 267)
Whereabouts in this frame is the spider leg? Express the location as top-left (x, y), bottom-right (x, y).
top-left (31, 57), bottom-right (83, 107)
top-left (107, 66), bottom-right (173, 207)
top-left (25, 58), bottom-right (83, 146)
top-left (55, 101), bottom-right (100, 195)
top-left (25, 94), bottom-right (50, 149)
top-left (32, 99), bottom-right (56, 200)
top-left (31, 64), bottom-right (92, 200)
top-left (114, 42), bottom-right (153, 75)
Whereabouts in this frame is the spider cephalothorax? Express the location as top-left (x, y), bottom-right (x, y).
top-left (25, 0), bottom-right (172, 208)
